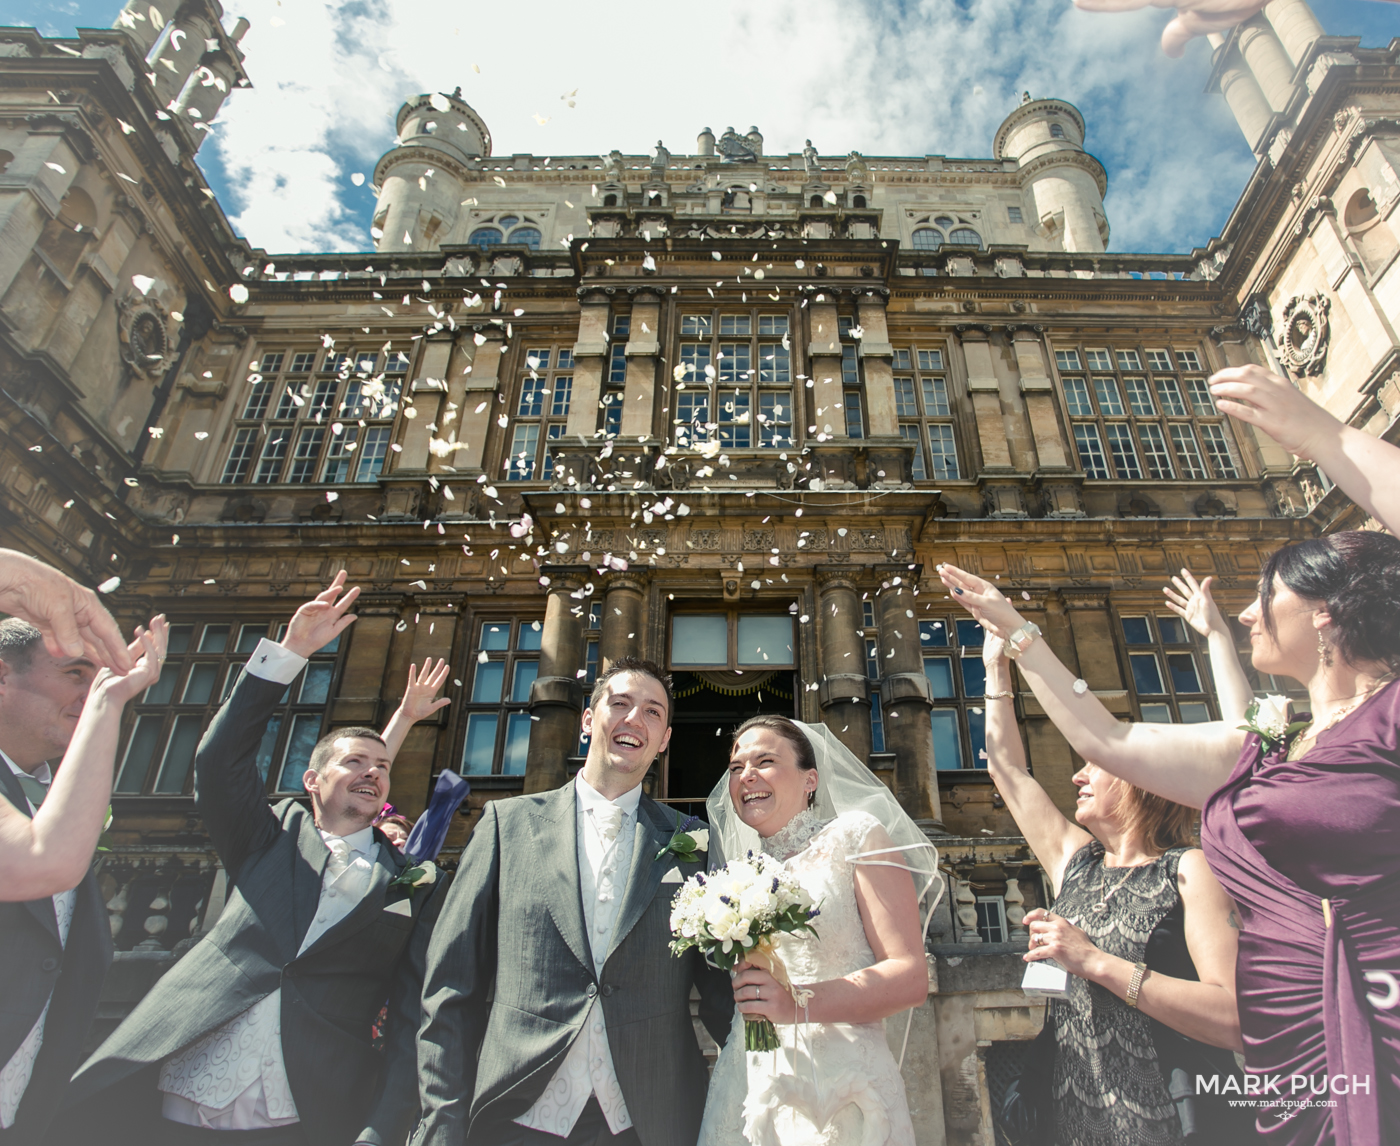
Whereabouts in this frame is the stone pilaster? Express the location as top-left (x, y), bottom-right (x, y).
top-left (815, 567), bottom-right (872, 762)
top-left (524, 567), bottom-right (588, 794)
top-left (856, 289), bottom-right (897, 438)
top-left (621, 288), bottom-right (663, 439)
top-left (1013, 328), bottom-right (1069, 470)
top-left (455, 327), bottom-right (506, 474)
top-left (806, 293), bottom-right (845, 438)
top-left (958, 328), bottom-right (1012, 471)
top-left (876, 568), bottom-right (941, 827)
top-left (395, 331), bottom-right (455, 471)
top-left (566, 288), bottom-right (612, 438)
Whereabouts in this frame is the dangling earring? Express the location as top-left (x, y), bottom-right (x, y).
top-left (807, 787), bottom-right (817, 809)
top-left (1318, 629), bottom-right (1334, 668)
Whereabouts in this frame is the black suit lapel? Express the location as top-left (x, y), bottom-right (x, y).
top-left (606, 796), bottom-right (674, 963)
top-left (291, 813), bottom-right (331, 951)
top-left (297, 848), bottom-right (395, 958)
top-left (0, 762), bottom-right (62, 943)
top-left (529, 784), bottom-right (592, 972)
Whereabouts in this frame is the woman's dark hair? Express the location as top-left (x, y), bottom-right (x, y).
top-left (1259, 530), bottom-right (1400, 672)
top-left (730, 714), bottom-right (816, 771)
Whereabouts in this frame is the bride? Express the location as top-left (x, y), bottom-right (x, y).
top-left (697, 714), bottom-right (939, 1146)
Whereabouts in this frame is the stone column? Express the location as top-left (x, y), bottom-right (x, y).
top-left (1264, 0), bottom-right (1324, 66)
top-left (600, 570), bottom-right (648, 671)
top-left (958, 328), bottom-right (1013, 471)
top-left (1238, 15), bottom-right (1296, 112)
top-left (524, 568), bottom-right (588, 794)
top-left (566, 288), bottom-right (613, 438)
top-left (876, 570), bottom-right (941, 827)
top-left (1015, 328), bottom-right (1069, 470)
top-left (395, 332), bottom-right (455, 472)
top-left (621, 288), bottom-right (662, 439)
top-left (1212, 36), bottom-right (1274, 152)
top-left (806, 293), bottom-right (845, 438)
top-left (455, 328), bottom-right (506, 474)
top-left (856, 290), bottom-right (897, 438)
top-left (815, 568), bottom-right (872, 761)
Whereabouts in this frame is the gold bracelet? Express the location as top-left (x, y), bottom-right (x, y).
top-left (1125, 961), bottom-right (1148, 1008)
top-left (984, 690), bottom-right (1015, 700)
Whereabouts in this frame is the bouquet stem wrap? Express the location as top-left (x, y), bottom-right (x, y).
top-left (744, 935), bottom-right (815, 1053)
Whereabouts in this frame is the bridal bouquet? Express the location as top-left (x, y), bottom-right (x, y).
top-left (668, 852), bottom-right (820, 1051)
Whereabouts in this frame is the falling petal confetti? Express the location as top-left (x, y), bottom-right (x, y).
top-left (325, 491), bottom-right (339, 502)
top-left (350, 172), bottom-right (365, 186)
top-left (97, 576), bottom-right (121, 594)
top-left (229, 283), bottom-right (249, 304)
top-left (131, 274), bottom-right (156, 295)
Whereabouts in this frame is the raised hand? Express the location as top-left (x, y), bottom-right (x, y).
top-left (0, 549), bottom-right (132, 670)
top-left (400, 658), bottom-right (452, 723)
top-left (92, 617), bottom-right (170, 705)
top-left (1162, 569), bottom-right (1228, 638)
top-left (1207, 364), bottom-right (1338, 460)
top-left (935, 563), bottom-right (1027, 639)
top-left (982, 629), bottom-right (1010, 669)
top-left (1075, 0), bottom-right (1289, 57)
top-left (281, 571), bottom-right (360, 659)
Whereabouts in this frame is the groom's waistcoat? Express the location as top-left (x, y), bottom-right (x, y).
top-left (413, 783), bottom-right (732, 1146)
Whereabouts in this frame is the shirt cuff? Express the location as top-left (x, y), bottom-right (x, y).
top-left (245, 638), bottom-right (307, 685)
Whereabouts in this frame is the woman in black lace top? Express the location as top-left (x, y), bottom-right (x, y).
top-left (982, 626), bottom-right (1254, 1145)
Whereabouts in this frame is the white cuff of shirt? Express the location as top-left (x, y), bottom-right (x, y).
top-left (245, 638), bottom-right (307, 686)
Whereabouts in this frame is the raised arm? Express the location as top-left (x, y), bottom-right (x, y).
top-left (982, 634), bottom-right (1092, 894)
top-left (0, 619), bottom-right (165, 901)
top-left (1024, 849), bottom-right (1242, 1051)
top-left (1210, 364), bottom-right (1400, 537)
top-left (380, 658), bottom-right (451, 761)
top-left (937, 564), bottom-right (1243, 809)
top-left (0, 549), bottom-right (131, 670)
top-left (1161, 569), bottom-right (1254, 725)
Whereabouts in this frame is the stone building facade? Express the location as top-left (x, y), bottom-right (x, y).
top-left (1, 0), bottom-right (1397, 1141)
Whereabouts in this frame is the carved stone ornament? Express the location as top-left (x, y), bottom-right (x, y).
top-left (716, 127), bottom-right (757, 164)
top-left (116, 291), bottom-right (175, 379)
top-left (1277, 293), bottom-right (1331, 376)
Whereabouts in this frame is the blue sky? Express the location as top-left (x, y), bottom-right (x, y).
top-left (10, 0), bottom-right (1396, 255)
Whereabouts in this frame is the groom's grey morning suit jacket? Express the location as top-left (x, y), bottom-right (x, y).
top-left (412, 783), bottom-right (733, 1146)
top-left (62, 668), bottom-right (444, 1146)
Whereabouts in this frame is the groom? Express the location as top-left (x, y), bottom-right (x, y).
top-left (411, 657), bottom-right (733, 1146)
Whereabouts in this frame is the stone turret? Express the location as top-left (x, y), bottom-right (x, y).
top-left (994, 97), bottom-right (1108, 253)
top-left (371, 89), bottom-right (491, 252)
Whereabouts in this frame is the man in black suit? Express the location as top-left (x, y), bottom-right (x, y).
top-left (65, 573), bottom-right (444, 1146)
top-left (0, 613), bottom-right (164, 1145)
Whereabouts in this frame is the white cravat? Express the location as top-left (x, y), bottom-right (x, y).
top-left (515, 776), bottom-right (641, 1137)
top-left (158, 820), bottom-right (377, 1130)
top-left (0, 753), bottom-right (77, 1130)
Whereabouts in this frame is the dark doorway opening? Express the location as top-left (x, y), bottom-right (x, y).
top-left (662, 670), bottom-right (795, 819)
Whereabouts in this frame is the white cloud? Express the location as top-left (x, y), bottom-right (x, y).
top-left (207, 0), bottom-right (1258, 255)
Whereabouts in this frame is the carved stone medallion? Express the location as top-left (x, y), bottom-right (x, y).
top-left (1277, 293), bottom-right (1330, 376)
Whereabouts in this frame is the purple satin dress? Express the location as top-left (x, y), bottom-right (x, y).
top-left (1201, 679), bottom-right (1400, 1145)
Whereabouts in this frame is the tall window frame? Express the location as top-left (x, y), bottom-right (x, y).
top-left (1117, 611), bottom-right (1215, 724)
top-left (221, 346), bottom-right (406, 486)
top-left (672, 309), bottom-right (795, 451)
top-left (507, 345), bottom-right (575, 481)
top-left (838, 315), bottom-right (865, 439)
top-left (1052, 343), bottom-right (1242, 483)
top-left (892, 346), bottom-right (960, 481)
top-left (114, 620), bottom-right (343, 798)
top-left (921, 617), bottom-right (989, 771)
top-left (461, 617), bottom-right (543, 777)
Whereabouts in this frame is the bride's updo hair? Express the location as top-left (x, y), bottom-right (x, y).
top-left (730, 714), bottom-right (816, 772)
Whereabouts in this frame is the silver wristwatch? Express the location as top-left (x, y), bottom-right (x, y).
top-left (1004, 621), bottom-right (1042, 660)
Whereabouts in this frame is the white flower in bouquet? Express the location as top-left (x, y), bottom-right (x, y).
top-left (668, 852), bottom-right (821, 1052)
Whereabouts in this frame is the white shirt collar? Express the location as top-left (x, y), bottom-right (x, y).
top-left (318, 824), bottom-right (376, 857)
top-left (574, 772), bottom-right (643, 819)
top-left (1, 749), bottom-right (50, 785)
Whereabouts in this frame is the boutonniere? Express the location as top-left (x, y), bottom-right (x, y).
top-left (388, 859), bottom-right (438, 896)
top-left (655, 815), bottom-right (708, 864)
top-left (1240, 695), bottom-right (1310, 755)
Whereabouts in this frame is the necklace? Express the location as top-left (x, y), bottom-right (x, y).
top-left (1090, 862), bottom-right (1139, 914)
top-left (1286, 675), bottom-right (1395, 761)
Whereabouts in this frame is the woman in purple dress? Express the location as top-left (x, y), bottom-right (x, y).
top-left (937, 366), bottom-right (1400, 1145)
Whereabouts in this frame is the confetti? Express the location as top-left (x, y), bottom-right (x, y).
top-left (131, 274), bottom-right (156, 295)
top-left (194, 431), bottom-right (209, 440)
top-left (229, 283), bottom-right (249, 304)
top-left (44, 161), bottom-right (65, 174)
top-left (350, 172), bottom-right (365, 186)
top-left (97, 577), bottom-right (121, 594)
top-left (326, 491), bottom-right (339, 502)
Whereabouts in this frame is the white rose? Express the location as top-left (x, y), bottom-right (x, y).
top-left (1254, 694), bottom-right (1290, 738)
top-left (689, 828), bottom-right (709, 852)
top-left (739, 884), bottom-right (777, 918)
top-left (412, 861), bottom-right (438, 887)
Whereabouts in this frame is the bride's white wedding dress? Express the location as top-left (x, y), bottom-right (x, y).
top-left (697, 808), bottom-right (917, 1146)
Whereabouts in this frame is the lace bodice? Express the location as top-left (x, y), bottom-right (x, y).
top-left (698, 807), bottom-right (915, 1146)
top-left (768, 810), bottom-right (883, 987)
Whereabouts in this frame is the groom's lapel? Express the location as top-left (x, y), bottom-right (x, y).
top-left (606, 795), bottom-right (672, 963)
top-left (529, 783), bottom-right (592, 972)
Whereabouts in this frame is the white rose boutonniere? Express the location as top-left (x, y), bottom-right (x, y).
top-left (1239, 695), bottom-right (1310, 755)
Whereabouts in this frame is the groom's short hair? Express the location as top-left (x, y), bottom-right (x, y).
top-left (589, 657), bottom-right (673, 724)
